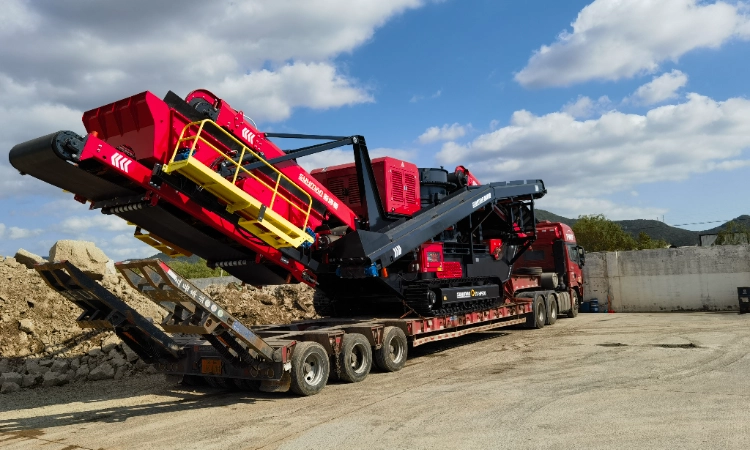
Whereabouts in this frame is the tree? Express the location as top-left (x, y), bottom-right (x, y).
top-left (571, 215), bottom-right (669, 252)
top-left (635, 231), bottom-right (669, 250)
top-left (716, 221), bottom-right (750, 245)
top-left (167, 258), bottom-right (222, 278)
top-left (572, 215), bottom-right (637, 252)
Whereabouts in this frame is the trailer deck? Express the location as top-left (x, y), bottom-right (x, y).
top-left (34, 259), bottom-right (534, 395)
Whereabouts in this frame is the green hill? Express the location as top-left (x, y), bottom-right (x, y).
top-left (535, 210), bottom-right (750, 247)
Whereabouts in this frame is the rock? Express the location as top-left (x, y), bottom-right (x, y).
top-left (1, 372), bottom-right (22, 384)
top-left (39, 359), bottom-right (53, 367)
top-left (22, 373), bottom-right (41, 388)
top-left (88, 348), bottom-right (103, 358)
top-left (25, 360), bottom-right (49, 375)
top-left (106, 347), bottom-right (120, 360)
top-left (71, 358), bottom-right (80, 370)
top-left (1, 382), bottom-right (20, 394)
top-left (51, 359), bottom-right (69, 372)
top-left (121, 344), bottom-right (140, 363)
top-left (105, 259), bottom-right (116, 275)
top-left (48, 240), bottom-right (110, 280)
top-left (42, 371), bottom-right (62, 388)
top-left (134, 359), bottom-right (148, 370)
top-left (88, 362), bottom-right (115, 381)
top-left (101, 334), bottom-right (120, 353)
top-left (14, 249), bottom-right (46, 269)
top-left (2, 257), bottom-right (20, 268)
top-left (0, 359), bottom-right (8, 373)
top-left (114, 366), bottom-right (126, 380)
top-left (145, 365), bottom-right (158, 374)
top-left (76, 365), bottom-right (90, 379)
top-left (110, 356), bottom-right (127, 368)
top-left (18, 318), bottom-right (35, 335)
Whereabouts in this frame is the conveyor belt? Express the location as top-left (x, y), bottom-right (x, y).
top-left (9, 131), bottom-right (135, 201)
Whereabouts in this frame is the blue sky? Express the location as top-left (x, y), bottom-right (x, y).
top-left (1, 0), bottom-right (749, 259)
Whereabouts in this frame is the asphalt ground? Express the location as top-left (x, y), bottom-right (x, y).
top-left (1, 312), bottom-right (748, 449)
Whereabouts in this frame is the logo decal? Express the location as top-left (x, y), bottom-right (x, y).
top-left (392, 245), bottom-right (402, 258)
top-left (298, 174), bottom-right (339, 210)
top-left (457, 289), bottom-right (487, 299)
top-left (241, 127), bottom-right (256, 145)
top-left (111, 153), bottom-right (132, 173)
top-left (471, 193), bottom-right (492, 208)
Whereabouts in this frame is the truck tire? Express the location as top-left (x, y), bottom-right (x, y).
top-left (531, 295), bottom-right (546, 329)
top-left (338, 334), bottom-right (372, 383)
top-left (547, 295), bottom-right (558, 325)
top-left (567, 291), bottom-right (579, 318)
top-left (374, 326), bottom-right (408, 372)
top-left (290, 341), bottom-right (329, 396)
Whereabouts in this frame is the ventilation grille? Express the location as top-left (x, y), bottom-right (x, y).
top-left (405, 174), bottom-right (417, 204)
top-left (392, 170), bottom-right (404, 203)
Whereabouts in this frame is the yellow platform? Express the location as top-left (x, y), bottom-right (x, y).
top-left (163, 120), bottom-right (314, 249)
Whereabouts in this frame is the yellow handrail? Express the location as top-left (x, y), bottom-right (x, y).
top-left (169, 119), bottom-right (313, 231)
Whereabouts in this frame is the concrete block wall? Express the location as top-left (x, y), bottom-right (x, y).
top-left (583, 245), bottom-right (750, 312)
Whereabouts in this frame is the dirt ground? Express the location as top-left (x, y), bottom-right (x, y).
top-left (1, 312), bottom-right (748, 450)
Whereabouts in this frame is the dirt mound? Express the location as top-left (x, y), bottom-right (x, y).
top-left (0, 241), bottom-right (317, 394)
top-left (205, 282), bottom-right (317, 325)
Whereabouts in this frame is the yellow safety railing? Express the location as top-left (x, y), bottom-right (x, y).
top-left (167, 119), bottom-right (313, 235)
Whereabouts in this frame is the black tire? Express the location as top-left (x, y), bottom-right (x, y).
top-left (290, 342), bottom-right (330, 396)
top-left (338, 334), bottom-right (372, 383)
top-left (374, 326), bottom-right (408, 372)
top-left (567, 291), bottom-right (579, 318)
top-left (547, 296), bottom-right (558, 325)
top-left (313, 290), bottom-right (334, 317)
top-left (531, 295), bottom-right (546, 329)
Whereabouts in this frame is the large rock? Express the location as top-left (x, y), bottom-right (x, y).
top-left (48, 240), bottom-right (110, 280)
top-left (14, 249), bottom-right (46, 269)
top-left (18, 319), bottom-right (35, 335)
top-left (88, 362), bottom-right (115, 381)
top-left (1, 382), bottom-right (20, 394)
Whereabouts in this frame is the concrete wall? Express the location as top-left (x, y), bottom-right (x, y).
top-left (583, 245), bottom-right (750, 312)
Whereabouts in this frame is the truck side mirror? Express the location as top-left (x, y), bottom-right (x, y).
top-left (577, 247), bottom-right (585, 266)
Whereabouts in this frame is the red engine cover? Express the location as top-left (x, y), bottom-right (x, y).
top-left (311, 157), bottom-right (420, 217)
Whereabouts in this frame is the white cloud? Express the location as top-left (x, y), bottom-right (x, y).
top-left (626, 70), bottom-right (688, 105)
top-left (410, 89), bottom-right (442, 103)
top-left (537, 193), bottom-right (666, 221)
top-left (0, 1), bottom-right (429, 197)
top-left (0, 223), bottom-right (43, 240)
top-left (437, 92), bottom-right (750, 218)
top-left (418, 123), bottom-right (469, 144)
top-left (515, 0), bottom-right (750, 88)
top-left (562, 95), bottom-right (611, 118)
top-left (60, 215), bottom-right (135, 234)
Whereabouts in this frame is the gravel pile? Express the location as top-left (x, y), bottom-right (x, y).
top-left (0, 242), bottom-right (316, 395)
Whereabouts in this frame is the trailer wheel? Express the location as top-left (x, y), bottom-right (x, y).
top-left (547, 297), bottom-right (558, 325)
top-left (531, 295), bottom-right (546, 329)
top-left (374, 326), bottom-right (408, 372)
top-left (290, 341), bottom-right (329, 396)
top-left (338, 334), bottom-right (372, 383)
top-left (567, 291), bottom-right (579, 318)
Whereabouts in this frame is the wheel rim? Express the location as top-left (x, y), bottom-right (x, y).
top-left (349, 343), bottom-right (368, 374)
top-left (302, 351), bottom-right (325, 386)
top-left (388, 336), bottom-right (405, 364)
top-left (551, 304), bottom-right (557, 319)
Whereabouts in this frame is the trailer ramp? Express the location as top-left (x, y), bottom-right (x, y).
top-left (35, 261), bottom-right (182, 363)
top-left (117, 259), bottom-right (278, 365)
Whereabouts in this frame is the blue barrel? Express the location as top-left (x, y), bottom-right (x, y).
top-left (580, 301), bottom-right (591, 313)
top-left (589, 299), bottom-right (599, 313)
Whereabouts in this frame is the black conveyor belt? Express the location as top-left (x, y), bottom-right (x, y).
top-left (9, 131), bottom-right (135, 201)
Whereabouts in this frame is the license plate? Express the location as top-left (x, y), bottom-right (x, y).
top-left (201, 359), bottom-right (222, 375)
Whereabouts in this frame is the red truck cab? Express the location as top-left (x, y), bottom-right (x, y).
top-left (513, 220), bottom-right (586, 307)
